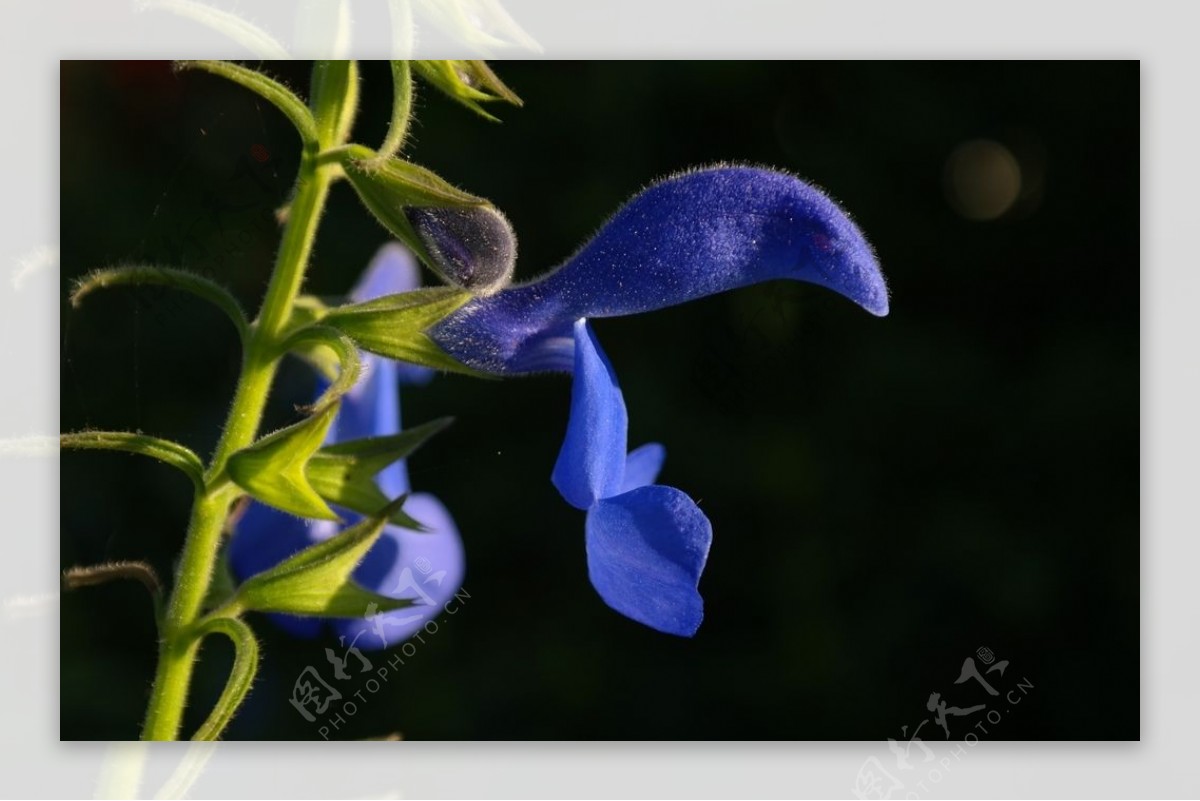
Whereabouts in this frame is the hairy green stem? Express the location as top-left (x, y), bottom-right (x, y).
top-left (257, 162), bottom-right (336, 340)
top-left (140, 157), bottom-right (336, 740)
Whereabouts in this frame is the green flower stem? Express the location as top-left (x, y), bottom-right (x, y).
top-left (141, 617), bottom-right (204, 740)
top-left (140, 156), bottom-right (338, 741)
top-left (257, 160), bottom-right (337, 341)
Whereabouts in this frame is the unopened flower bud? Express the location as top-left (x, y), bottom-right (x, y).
top-left (405, 205), bottom-right (516, 295)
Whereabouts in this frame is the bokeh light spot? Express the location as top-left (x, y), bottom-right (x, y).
top-left (945, 139), bottom-right (1022, 221)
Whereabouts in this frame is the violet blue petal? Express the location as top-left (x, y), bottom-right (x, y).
top-left (585, 484), bottom-right (713, 637)
top-left (551, 319), bottom-right (628, 510)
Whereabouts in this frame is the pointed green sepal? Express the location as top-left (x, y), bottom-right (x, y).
top-left (230, 497), bottom-right (417, 617)
top-left (337, 143), bottom-right (483, 274)
top-left (176, 60), bottom-right (318, 147)
top-left (61, 431), bottom-right (205, 492)
top-left (323, 288), bottom-right (487, 376)
top-left (319, 287), bottom-right (487, 376)
top-left (306, 468), bottom-right (426, 530)
top-left (340, 144), bottom-right (483, 207)
top-left (226, 403), bottom-right (340, 521)
top-left (306, 417), bottom-right (453, 529)
top-left (317, 417), bottom-right (452, 473)
top-left (71, 265), bottom-right (249, 342)
top-left (412, 60), bottom-right (521, 121)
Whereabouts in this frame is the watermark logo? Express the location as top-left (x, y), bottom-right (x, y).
top-left (324, 631), bottom-right (373, 681)
top-left (852, 646), bottom-right (1034, 800)
top-left (289, 665), bottom-right (343, 723)
top-left (285, 574), bottom-right (471, 739)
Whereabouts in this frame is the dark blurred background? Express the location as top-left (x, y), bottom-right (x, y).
top-left (60, 61), bottom-right (1138, 740)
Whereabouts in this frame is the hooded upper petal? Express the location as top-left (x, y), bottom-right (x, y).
top-left (430, 166), bottom-right (887, 374)
top-left (551, 319), bottom-right (629, 509)
top-left (585, 484), bottom-right (713, 637)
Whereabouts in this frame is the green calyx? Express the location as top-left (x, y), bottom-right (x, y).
top-left (323, 287), bottom-right (485, 376)
top-left (226, 497), bottom-right (418, 618)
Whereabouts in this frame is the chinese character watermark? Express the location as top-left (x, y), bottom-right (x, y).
top-left (852, 646), bottom-right (1035, 800)
top-left (286, 586), bottom-right (471, 739)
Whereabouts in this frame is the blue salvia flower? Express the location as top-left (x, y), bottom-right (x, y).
top-left (428, 166), bottom-right (888, 636)
top-left (229, 244), bottom-right (464, 650)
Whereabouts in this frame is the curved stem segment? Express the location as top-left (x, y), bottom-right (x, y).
top-left (377, 60), bottom-right (413, 160)
top-left (191, 617), bottom-right (260, 741)
top-left (70, 265), bottom-right (249, 342)
top-left (178, 61), bottom-right (316, 144)
top-left (60, 431), bottom-right (205, 491)
top-left (139, 155), bottom-right (337, 741)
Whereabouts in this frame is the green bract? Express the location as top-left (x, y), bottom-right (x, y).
top-left (340, 146), bottom-right (484, 207)
top-left (227, 403), bottom-right (340, 521)
top-left (306, 417), bottom-right (453, 529)
top-left (412, 59), bottom-right (522, 122)
top-left (226, 398), bottom-right (452, 527)
top-left (228, 498), bottom-right (418, 618)
top-left (323, 287), bottom-right (483, 375)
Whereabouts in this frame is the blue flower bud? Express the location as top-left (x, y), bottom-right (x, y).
top-left (406, 204), bottom-right (516, 295)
